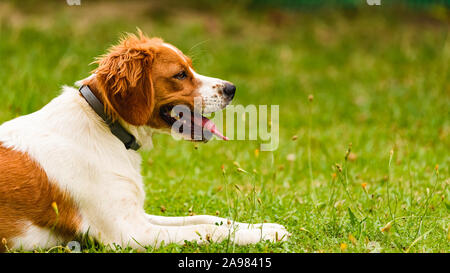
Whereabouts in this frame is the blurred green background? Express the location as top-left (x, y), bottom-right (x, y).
top-left (0, 0), bottom-right (449, 252)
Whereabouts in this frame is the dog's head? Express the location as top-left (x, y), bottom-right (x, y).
top-left (84, 31), bottom-right (235, 142)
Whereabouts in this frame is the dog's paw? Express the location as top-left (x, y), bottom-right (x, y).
top-left (233, 227), bottom-right (291, 245)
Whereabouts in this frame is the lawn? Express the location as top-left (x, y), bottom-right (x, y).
top-left (0, 0), bottom-right (448, 253)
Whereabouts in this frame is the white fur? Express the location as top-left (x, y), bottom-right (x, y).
top-left (0, 85), bottom-right (288, 251)
top-left (190, 68), bottom-right (231, 114)
top-left (10, 221), bottom-right (66, 251)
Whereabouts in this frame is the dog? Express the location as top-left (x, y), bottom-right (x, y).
top-left (0, 31), bottom-right (289, 252)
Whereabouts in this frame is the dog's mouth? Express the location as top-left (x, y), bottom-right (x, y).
top-left (159, 105), bottom-right (228, 142)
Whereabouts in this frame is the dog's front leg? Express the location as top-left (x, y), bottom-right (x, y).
top-left (131, 223), bottom-right (288, 248)
top-left (145, 214), bottom-right (288, 234)
top-left (105, 213), bottom-right (289, 249)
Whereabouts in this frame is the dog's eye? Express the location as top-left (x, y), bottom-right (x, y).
top-left (173, 71), bottom-right (187, 80)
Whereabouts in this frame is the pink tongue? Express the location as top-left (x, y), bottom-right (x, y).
top-left (195, 116), bottom-right (228, 141)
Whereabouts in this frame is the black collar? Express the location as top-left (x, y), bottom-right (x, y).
top-left (79, 85), bottom-right (141, 151)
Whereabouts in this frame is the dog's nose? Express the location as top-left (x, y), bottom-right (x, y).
top-left (223, 83), bottom-right (236, 99)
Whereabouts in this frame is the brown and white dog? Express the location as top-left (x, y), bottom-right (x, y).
top-left (0, 31), bottom-right (288, 252)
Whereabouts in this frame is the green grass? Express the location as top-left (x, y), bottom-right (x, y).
top-left (0, 1), bottom-right (449, 253)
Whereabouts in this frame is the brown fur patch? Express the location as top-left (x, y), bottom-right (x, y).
top-left (0, 144), bottom-right (81, 252)
top-left (89, 32), bottom-right (158, 126)
top-left (83, 31), bottom-right (200, 130)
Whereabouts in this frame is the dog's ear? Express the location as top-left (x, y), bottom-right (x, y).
top-left (94, 34), bottom-right (155, 126)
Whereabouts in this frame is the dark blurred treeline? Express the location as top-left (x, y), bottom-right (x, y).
top-left (8, 0), bottom-right (450, 10)
top-left (247, 0), bottom-right (450, 9)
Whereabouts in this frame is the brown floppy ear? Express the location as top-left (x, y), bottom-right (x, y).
top-left (94, 36), bottom-right (155, 126)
